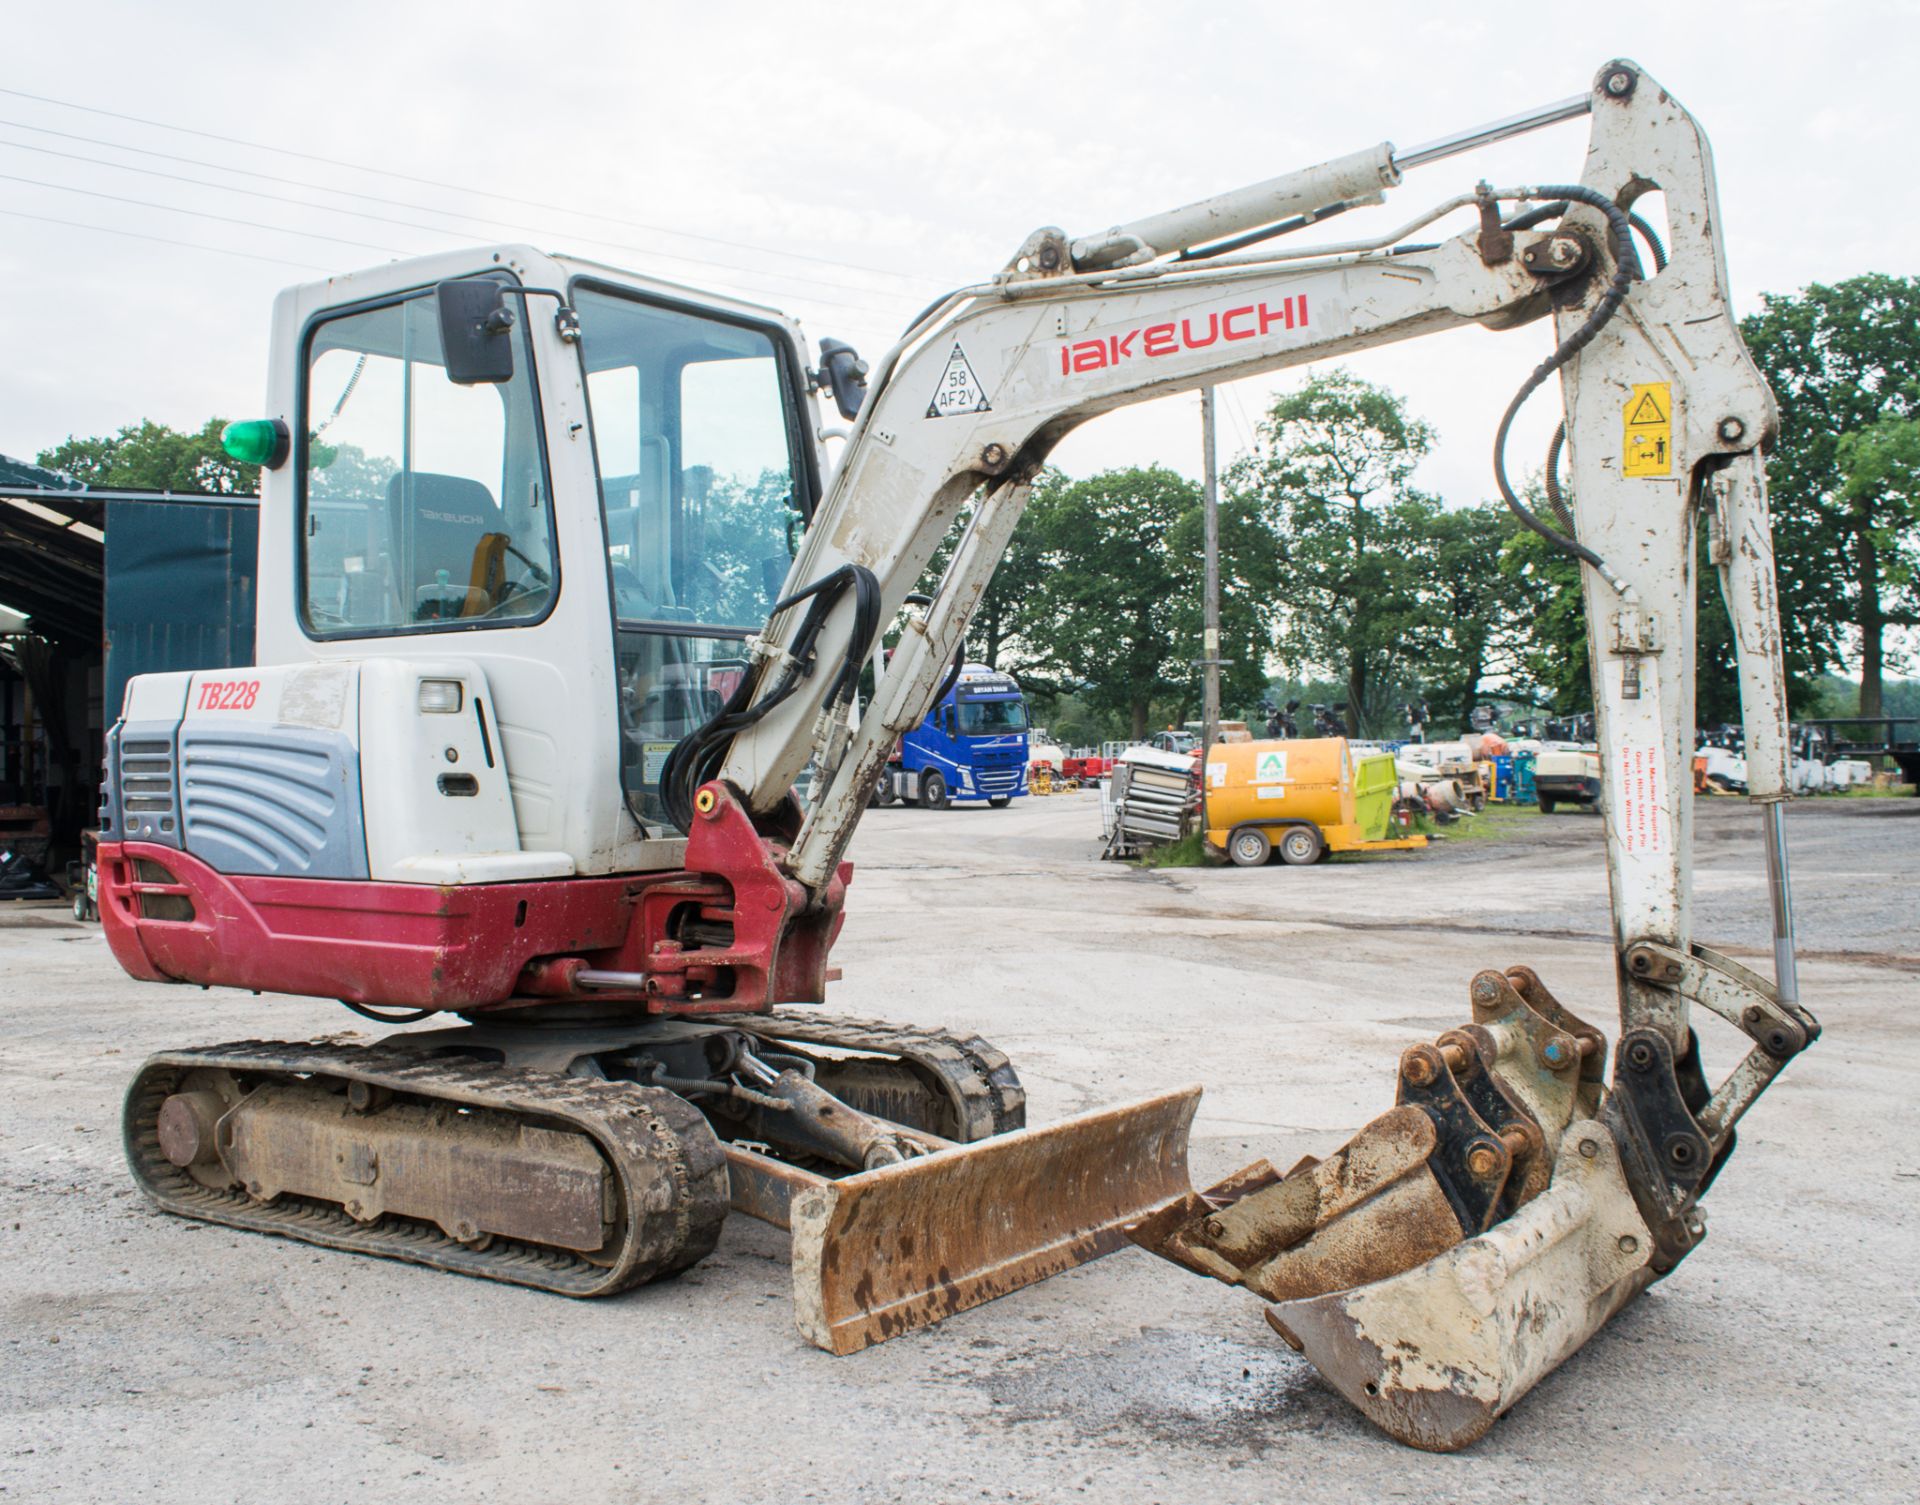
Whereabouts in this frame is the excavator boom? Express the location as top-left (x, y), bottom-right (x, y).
top-left (687, 56), bottom-right (1812, 1445)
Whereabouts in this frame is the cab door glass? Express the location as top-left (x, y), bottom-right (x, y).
top-left (679, 355), bottom-right (799, 626)
top-left (574, 285), bottom-right (807, 827)
top-left (300, 281), bottom-right (555, 635)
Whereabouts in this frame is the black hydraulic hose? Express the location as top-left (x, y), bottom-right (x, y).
top-left (782, 561), bottom-right (881, 712)
top-left (340, 1000), bottom-right (437, 1024)
top-left (1491, 184), bottom-right (1638, 590)
top-left (1526, 207), bottom-right (1667, 549)
top-left (1505, 198), bottom-right (1665, 275)
top-left (1544, 422), bottom-right (1577, 536)
top-left (659, 563), bottom-right (881, 833)
top-left (1502, 199), bottom-right (1569, 234)
top-left (1398, 196), bottom-right (1666, 271)
top-left (1628, 210), bottom-right (1668, 272)
top-left (1521, 195), bottom-right (1665, 550)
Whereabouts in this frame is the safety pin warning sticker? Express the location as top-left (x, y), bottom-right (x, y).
top-left (1622, 382), bottom-right (1673, 477)
top-left (928, 343), bottom-right (992, 418)
top-left (1616, 741), bottom-right (1668, 855)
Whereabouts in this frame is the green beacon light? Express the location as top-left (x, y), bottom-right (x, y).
top-left (221, 418), bottom-right (291, 470)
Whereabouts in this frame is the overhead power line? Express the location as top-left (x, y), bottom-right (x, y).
top-left (0, 206), bottom-right (328, 270)
top-left (0, 135), bottom-right (910, 316)
top-left (0, 171), bottom-right (406, 254)
top-left (0, 86), bottom-right (954, 289)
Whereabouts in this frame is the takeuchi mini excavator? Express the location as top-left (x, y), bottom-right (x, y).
top-left (99, 60), bottom-right (1814, 1450)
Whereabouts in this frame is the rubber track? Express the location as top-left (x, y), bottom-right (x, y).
top-left (124, 1039), bottom-right (729, 1296)
top-left (713, 1010), bottom-right (1026, 1140)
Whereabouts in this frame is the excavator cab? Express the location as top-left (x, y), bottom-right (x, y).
top-left (294, 260), bottom-right (816, 840)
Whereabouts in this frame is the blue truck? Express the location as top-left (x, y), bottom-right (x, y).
top-left (877, 665), bottom-right (1030, 809)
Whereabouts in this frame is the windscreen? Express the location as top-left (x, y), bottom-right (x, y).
top-left (299, 277), bottom-right (555, 636)
top-left (575, 287), bottom-right (802, 632)
top-left (572, 283), bottom-right (806, 828)
top-left (957, 696), bottom-right (1030, 735)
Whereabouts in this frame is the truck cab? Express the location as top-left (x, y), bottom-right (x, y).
top-left (881, 665), bottom-right (1029, 809)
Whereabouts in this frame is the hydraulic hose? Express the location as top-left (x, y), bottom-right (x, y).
top-left (1628, 210), bottom-right (1668, 272)
top-left (660, 563), bottom-right (881, 832)
top-left (339, 1000), bottom-right (437, 1024)
top-left (1536, 201), bottom-right (1664, 543)
top-left (1490, 184), bottom-right (1639, 598)
top-left (1544, 421), bottom-right (1577, 536)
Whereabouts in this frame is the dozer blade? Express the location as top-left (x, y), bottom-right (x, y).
top-left (732, 1084), bottom-right (1200, 1354)
top-left (1267, 1119), bottom-right (1655, 1451)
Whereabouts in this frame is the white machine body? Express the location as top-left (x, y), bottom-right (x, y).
top-left (244, 248), bottom-right (828, 879)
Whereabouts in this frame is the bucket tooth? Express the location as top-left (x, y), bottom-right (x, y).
top-left (1266, 1119), bottom-right (1655, 1452)
top-left (1129, 1103), bottom-right (1469, 1301)
top-left (780, 1085), bottom-right (1200, 1354)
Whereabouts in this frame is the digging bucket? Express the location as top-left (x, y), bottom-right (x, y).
top-left (1266, 1118), bottom-right (1656, 1450)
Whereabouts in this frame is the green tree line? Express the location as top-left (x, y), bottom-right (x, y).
top-left (30, 272), bottom-right (1919, 741)
top-left (941, 276), bottom-right (1920, 742)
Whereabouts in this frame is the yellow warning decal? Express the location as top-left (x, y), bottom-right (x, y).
top-left (1622, 381), bottom-right (1673, 477)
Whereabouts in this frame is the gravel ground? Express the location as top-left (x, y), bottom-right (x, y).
top-left (2, 794), bottom-right (1914, 1503)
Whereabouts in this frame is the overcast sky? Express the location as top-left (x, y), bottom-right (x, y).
top-left (2, 1), bottom-right (1915, 504)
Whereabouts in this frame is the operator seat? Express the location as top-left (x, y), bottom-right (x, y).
top-left (388, 472), bottom-right (509, 620)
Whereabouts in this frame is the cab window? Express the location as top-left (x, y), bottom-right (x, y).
top-left (572, 284), bottom-right (807, 827)
top-left (576, 288), bottom-right (802, 631)
top-left (300, 279), bottom-right (556, 636)
top-left (957, 697), bottom-right (1030, 734)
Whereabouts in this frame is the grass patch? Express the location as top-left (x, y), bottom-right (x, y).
top-left (1835, 783), bottom-right (1917, 799)
top-left (1438, 801), bottom-right (1549, 842)
top-left (1134, 831), bottom-right (1212, 868)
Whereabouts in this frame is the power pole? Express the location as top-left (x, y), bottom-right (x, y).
top-left (1200, 387), bottom-right (1222, 751)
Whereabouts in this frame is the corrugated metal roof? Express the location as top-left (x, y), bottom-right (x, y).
top-left (0, 454), bottom-right (81, 490)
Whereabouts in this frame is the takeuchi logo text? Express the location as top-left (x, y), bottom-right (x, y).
top-left (1058, 295), bottom-right (1309, 374)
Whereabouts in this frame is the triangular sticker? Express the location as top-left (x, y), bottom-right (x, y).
top-left (1626, 390), bottom-right (1667, 425)
top-left (927, 343), bottom-right (992, 418)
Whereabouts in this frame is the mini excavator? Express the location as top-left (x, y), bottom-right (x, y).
top-left (99, 60), bottom-right (1813, 1448)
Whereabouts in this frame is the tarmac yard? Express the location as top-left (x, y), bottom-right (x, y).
top-left (2, 794), bottom-right (1914, 1504)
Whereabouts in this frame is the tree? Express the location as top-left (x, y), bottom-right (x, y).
top-left (1740, 275), bottom-right (1920, 715)
top-left (1014, 466), bottom-right (1274, 739)
top-left (37, 417), bottom-right (260, 495)
top-left (1498, 519), bottom-right (1591, 716)
top-left (1408, 501), bottom-right (1525, 726)
top-left (1229, 371), bottom-right (1437, 736)
top-left (305, 440), bottom-right (396, 499)
top-left (1835, 413), bottom-right (1920, 706)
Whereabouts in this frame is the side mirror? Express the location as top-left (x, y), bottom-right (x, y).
top-left (436, 279), bottom-right (516, 385)
top-left (817, 337), bottom-right (868, 421)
